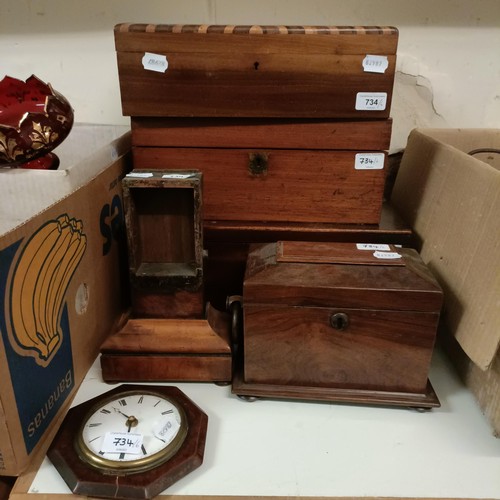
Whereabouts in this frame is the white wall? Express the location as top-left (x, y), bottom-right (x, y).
top-left (1, 0), bottom-right (499, 152)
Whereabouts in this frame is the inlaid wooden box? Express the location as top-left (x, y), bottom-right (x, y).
top-left (233, 241), bottom-right (443, 408)
top-left (132, 118), bottom-right (392, 225)
top-left (114, 24), bottom-right (398, 119)
top-left (122, 170), bottom-right (204, 318)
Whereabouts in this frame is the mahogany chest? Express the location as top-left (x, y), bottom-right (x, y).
top-left (131, 117), bottom-right (392, 226)
top-left (234, 241), bottom-right (443, 407)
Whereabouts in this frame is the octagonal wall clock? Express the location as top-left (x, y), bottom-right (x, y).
top-left (47, 384), bottom-right (208, 499)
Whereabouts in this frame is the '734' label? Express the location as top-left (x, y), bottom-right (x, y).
top-left (355, 92), bottom-right (387, 111)
top-left (101, 432), bottom-right (143, 455)
top-left (354, 153), bottom-right (385, 170)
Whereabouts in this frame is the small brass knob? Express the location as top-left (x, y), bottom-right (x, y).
top-left (330, 312), bottom-right (349, 331)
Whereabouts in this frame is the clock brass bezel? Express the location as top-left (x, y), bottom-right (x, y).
top-left (74, 389), bottom-right (189, 475)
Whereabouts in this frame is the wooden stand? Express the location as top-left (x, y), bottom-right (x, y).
top-left (232, 368), bottom-right (440, 409)
top-left (100, 303), bottom-right (232, 383)
top-left (101, 170), bottom-right (233, 384)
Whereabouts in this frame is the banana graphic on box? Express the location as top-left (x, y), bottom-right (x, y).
top-left (8, 214), bottom-right (87, 367)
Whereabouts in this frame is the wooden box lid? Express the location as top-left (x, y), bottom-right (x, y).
top-left (243, 241), bottom-right (443, 312)
top-left (131, 117), bottom-right (393, 151)
top-left (114, 24), bottom-right (398, 119)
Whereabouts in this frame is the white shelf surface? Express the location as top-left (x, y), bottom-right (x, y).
top-left (26, 348), bottom-right (500, 499)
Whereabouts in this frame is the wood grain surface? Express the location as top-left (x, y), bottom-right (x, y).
top-left (115, 24), bottom-right (398, 118)
top-left (100, 304), bottom-right (232, 383)
top-left (243, 304), bottom-right (439, 393)
top-left (131, 118), bottom-right (393, 151)
top-left (240, 242), bottom-right (442, 401)
top-left (133, 147), bottom-right (386, 224)
top-left (243, 243), bottom-right (443, 311)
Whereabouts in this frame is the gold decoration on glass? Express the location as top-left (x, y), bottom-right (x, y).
top-left (0, 130), bottom-right (23, 162)
top-left (29, 122), bottom-right (59, 151)
top-left (7, 215), bottom-right (86, 367)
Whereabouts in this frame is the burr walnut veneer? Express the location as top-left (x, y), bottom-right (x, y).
top-left (233, 241), bottom-right (443, 408)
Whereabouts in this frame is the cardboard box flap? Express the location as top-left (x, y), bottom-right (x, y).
top-left (391, 128), bottom-right (500, 370)
top-left (420, 129), bottom-right (500, 171)
top-left (0, 126), bottom-right (130, 236)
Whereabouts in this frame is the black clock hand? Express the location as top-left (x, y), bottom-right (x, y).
top-left (112, 407), bottom-right (139, 431)
top-left (112, 407), bottom-right (131, 419)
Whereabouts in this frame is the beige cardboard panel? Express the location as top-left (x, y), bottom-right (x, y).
top-left (440, 328), bottom-right (500, 436)
top-left (0, 129), bottom-right (130, 235)
top-left (0, 147), bottom-right (130, 476)
top-left (392, 129), bottom-right (500, 370)
top-left (0, 398), bottom-right (17, 475)
top-left (465, 349), bottom-right (500, 434)
top-left (421, 128), bottom-right (500, 160)
top-left (0, 306), bottom-right (20, 475)
top-left (425, 129), bottom-right (500, 172)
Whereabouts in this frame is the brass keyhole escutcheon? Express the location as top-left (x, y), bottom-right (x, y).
top-left (248, 152), bottom-right (269, 175)
top-left (330, 312), bottom-right (349, 331)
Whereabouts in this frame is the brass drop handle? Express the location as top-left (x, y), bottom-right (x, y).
top-left (330, 312), bottom-right (350, 331)
top-left (248, 152), bottom-right (269, 175)
top-left (226, 295), bottom-right (243, 353)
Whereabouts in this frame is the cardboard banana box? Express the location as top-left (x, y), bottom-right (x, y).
top-left (0, 130), bottom-right (131, 475)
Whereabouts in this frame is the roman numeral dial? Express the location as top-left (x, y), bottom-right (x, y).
top-left (48, 384), bottom-right (208, 498)
top-left (76, 389), bottom-right (188, 473)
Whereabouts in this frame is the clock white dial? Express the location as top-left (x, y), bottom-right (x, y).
top-left (76, 389), bottom-right (188, 473)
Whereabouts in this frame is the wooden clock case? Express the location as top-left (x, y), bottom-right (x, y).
top-left (47, 385), bottom-right (208, 500)
top-left (121, 170), bottom-right (204, 319)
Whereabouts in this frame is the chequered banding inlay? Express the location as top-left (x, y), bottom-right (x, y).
top-left (116, 24), bottom-right (398, 35)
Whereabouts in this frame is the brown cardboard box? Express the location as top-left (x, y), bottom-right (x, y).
top-left (391, 128), bottom-right (500, 435)
top-left (0, 131), bottom-right (131, 475)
